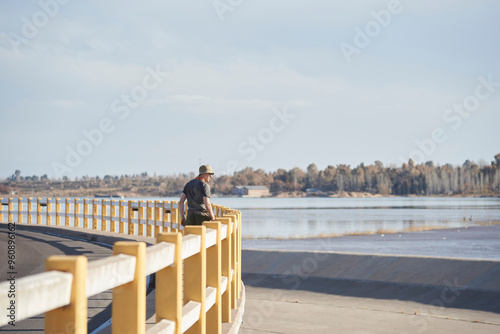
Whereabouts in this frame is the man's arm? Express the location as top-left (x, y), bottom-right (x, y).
top-left (179, 193), bottom-right (187, 226)
top-left (203, 196), bottom-right (215, 221)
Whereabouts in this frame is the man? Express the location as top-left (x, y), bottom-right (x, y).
top-left (179, 164), bottom-right (216, 226)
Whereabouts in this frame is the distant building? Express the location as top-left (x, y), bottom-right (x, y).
top-left (231, 186), bottom-right (270, 197)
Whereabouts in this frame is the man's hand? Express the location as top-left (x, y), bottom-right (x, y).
top-left (181, 216), bottom-right (186, 226)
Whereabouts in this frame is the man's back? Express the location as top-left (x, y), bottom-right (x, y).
top-left (183, 178), bottom-right (211, 214)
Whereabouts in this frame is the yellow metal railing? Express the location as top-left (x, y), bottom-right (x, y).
top-left (0, 197), bottom-right (242, 334)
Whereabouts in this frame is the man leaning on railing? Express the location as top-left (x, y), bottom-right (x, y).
top-left (179, 164), bottom-right (216, 226)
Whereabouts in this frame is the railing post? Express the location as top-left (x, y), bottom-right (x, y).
top-left (65, 198), bottom-right (71, 226)
top-left (27, 197), bottom-right (33, 224)
top-left (102, 199), bottom-right (108, 231)
top-left (8, 197), bottom-right (13, 223)
top-left (163, 202), bottom-right (171, 232)
top-left (37, 198), bottom-right (42, 224)
top-left (224, 214), bottom-right (238, 308)
top-left (171, 201), bottom-right (178, 232)
top-left (147, 200), bottom-right (154, 237)
top-left (154, 200), bottom-right (162, 235)
top-left (218, 217), bottom-right (232, 322)
top-left (119, 200), bottom-right (126, 233)
top-left (156, 232), bottom-right (183, 334)
top-left (45, 255), bottom-right (88, 334)
top-left (55, 198), bottom-right (61, 226)
top-left (92, 199), bottom-right (99, 230)
top-left (0, 198), bottom-right (3, 222)
top-left (203, 221), bottom-right (222, 334)
top-left (228, 210), bottom-right (242, 299)
top-left (112, 241), bottom-right (146, 334)
top-left (128, 201), bottom-right (135, 235)
top-left (17, 197), bottom-right (23, 224)
top-left (83, 199), bottom-right (89, 228)
top-left (238, 211), bottom-right (242, 298)
top-left (138, 201), bottom-right (145, 236)
top-left (184, 225), bottom-right (207, 334)
top-left (47, 198), bottom-right (52, 225)
top-left (110, 200), bottom-right (117, 233)
top-left (74, 198), bottom-right (80, 227)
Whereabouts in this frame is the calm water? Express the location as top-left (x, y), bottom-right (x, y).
top-left (209, 197), bottom-right (500, 239)
top-left (5, 196), bottom-right (499, 239)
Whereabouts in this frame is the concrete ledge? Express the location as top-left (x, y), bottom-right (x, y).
top-left (242, 249), bottom-right (500, 291)
top-left (222, 282), bottom-right (246, 334)
top-left (242, 249), bottom-right (500, 315)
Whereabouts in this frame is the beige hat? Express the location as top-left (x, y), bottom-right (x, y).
top-left (199, 164), bottom-right (215, 175)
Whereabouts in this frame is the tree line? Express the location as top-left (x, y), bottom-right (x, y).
top-left (2, 154), bottom-right (500, 197)
top-left (212, 155), bottom-right (500, 196)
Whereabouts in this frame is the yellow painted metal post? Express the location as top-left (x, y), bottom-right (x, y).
top-left (45, 255), bottom-right (87, 334)
top-left (119, 200), bottom-right (126, 233)
top-left (0, 198), bottom-right (3, 222)
top-left (171, 202), bottom-right (178, 233)
top-left (46, 198), bottom-right (52, 225)
top-left (37, 198), bottom-right (42, 224)
top-left (18, 197), bottom-right (23, 224)
top-left (184, 225), bottom-right (206, 334)
top-left (110, 200), bottom-right (117, 233)
top-left (203, 221), bottom-right (222, 334)
top-left (218, 217), bottom-right (232, 322)
top-left (8, 198), bottom-right (13, 223)
top-left (237, 211), bottom-right (242, 297)
top-left (65, 198), bottom-right (71, 226)
top-left (112, 242), bottom-right (146, 334)
top-left (74, 198), bottom-right (80, 227)
top-left (227, 210), bottom-right (242, 299)
top-left (154, 200), bottom-right (162, 235)
top-left (163, 202), bottom-right (171, 233)
top-left (156, 232), bottom-right (182, 334)
top-left (229, 215), bottom-right (238, 308)
top-left (83, 199), bottom-right (89, 229)
top-left (28, 198), bottom-right (33, 224)
top-left (55, 198), bottom-right (61, 226)
top-left (102, 199), bottom-right (108, 231)
top-left (138, 201), bottom-right (145, 236)
top-left (147, 200), bottom-right (153, 237)
top-left (128, 201), bottom-right (135, 235)
top-left (92, 199), bottom-right (99, 230)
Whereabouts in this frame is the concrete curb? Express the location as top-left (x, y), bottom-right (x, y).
top-left (223, 283), bottom-right (246, 334)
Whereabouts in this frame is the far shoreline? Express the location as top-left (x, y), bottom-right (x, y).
top-left (2, 190), bottom-right (499, 199)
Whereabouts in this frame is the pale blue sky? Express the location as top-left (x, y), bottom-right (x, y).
top-left (1, 0), bottom-right (499, 178)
